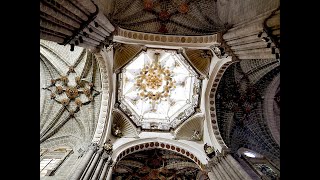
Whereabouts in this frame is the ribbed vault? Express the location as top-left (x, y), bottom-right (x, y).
top-left (113, 43), bottom-right (142, 72)
top-left (112, 148), bottom-right (208, 179)
top-left (106, 0), bottom-right (228, 35)
top-left (215, 60), bottom-right (280, 169)
top-left (40, 40), bottom-right (102, 151)
top-left (112, 109), bottom-right (139, 138)
top-left (174, 114), bottom-right (204, 141)
top-left (184, 48), bottom-right (212, 77)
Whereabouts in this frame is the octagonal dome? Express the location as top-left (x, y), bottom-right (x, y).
top-left (117, 48), bottom-right (201, 130)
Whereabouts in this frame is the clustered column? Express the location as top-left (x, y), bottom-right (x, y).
top-left (70, 143), bottom-right (98, 180)
top-left (69, 143), bottom-right (113, 180)
top-left (207, 153), bottom-right (253, 180)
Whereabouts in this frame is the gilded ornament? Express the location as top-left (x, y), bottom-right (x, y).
top-left (50, 93), bottom-right (56, 99)
top-left (56, 86), bottom-right (63, 94)
top-left (178, 3), bottom-right (189, 14)
top-left (68, 66), bottom-right (75, 73)
top-left (83, 88), bottom-right (91, 97)
top-left (103, 139), bottom-right (113, 153)
top-left (61, 98), bottom-right (70, 106)
top-left (75, 76), bottom-right (81, 85)
top-left (50, 79), bottom-right (56, 85)
top-left (204, 143), bottom-right (215, 158)
top-left (135, 53), bottom-right (176, 103)
top-left (75, 98), bottom-right (82, 107)
top-left (65, 87), bottom-right (79, 99)
top-left (60, 76), bottom-right (69, 85)
top-left (69, 110), bottom-right (75, 116)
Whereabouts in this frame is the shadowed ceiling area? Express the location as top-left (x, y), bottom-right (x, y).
top-left (112, 148), bottom-right (208, 179)
top-left (108, 0), bottom-right (228, 35)
top-left (215, 59), bottom-right (280, 168)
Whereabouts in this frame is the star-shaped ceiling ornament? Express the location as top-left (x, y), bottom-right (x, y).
top-left (143, 0), bottom-right (190, 33)
top-left (43, 66), bottom-right (100, 117)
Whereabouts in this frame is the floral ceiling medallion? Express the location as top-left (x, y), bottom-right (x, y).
top-left (43, 66), bottom-right (100, 116)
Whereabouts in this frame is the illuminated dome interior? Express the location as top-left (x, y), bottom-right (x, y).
top-left (118, 48), bottom-right (201, 130)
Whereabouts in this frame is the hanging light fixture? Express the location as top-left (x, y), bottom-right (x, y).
top-left (135, 53), bottom-right (176, 103)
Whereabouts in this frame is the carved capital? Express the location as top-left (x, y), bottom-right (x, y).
top-left (209, 45), bottom-right (226, 59)
top-left (103, 139), bottom-right (113, 154)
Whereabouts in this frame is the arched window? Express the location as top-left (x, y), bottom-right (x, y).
top-left (40, 147), bottom-right (72, 177)
top-left (236, 148), bottom-right (280, 180)
top-left (237, 148), bottom-right (264, 159)
top-left (243, 151), bottom-right (257, 158)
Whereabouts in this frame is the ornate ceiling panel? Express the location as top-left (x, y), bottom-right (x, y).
top-left (40, 40), bottom-right (102, 149)
top-left (174, 114), bottom-right (203, 141)
top-left (112, 149), bottom-right (207, 179)
top-left (109, 0), bottom-right (228, 35)
top-left (40, 40), bottom-right (84, 66)
top-left (215, 61), bottom-right (280, 168)
top-left (117, 48), bottom-right (201, 130)
top-left (112, 109), bottom-right (140, 138)
top-left (184, 48), bottom-right (212, 77)
top-left (113, 43), bottom-right (142, 72)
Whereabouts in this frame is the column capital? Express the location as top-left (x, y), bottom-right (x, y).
top-left (103, 139), bottom-right (113, 154)
top-left (209, 44), bottom-right (227, 59)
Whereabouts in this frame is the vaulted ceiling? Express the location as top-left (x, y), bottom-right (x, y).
top-left (107, 0), bottom-right (228, 35)
top-left (39, 0), bottom-right (281, 179)
top-left (215, 59), bottom-right (280, 168)
top-left (112, 148), bottom-right (207, 179)
top-left (40, 40), bottom-right (102, 150)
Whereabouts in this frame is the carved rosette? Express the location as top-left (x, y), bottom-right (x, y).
top-left (65, 87), bottom-right (79, 99)
top-left (75, 98), bottom-right (82, 107)
top-left (60, 76), bottom-right (69, 85)
top-left (56, 86), bottom-right (63, 94)
top-left (61, 98), bottom-right (70, 106)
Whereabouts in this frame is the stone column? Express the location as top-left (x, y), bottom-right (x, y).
top-left (105, 161), bottom-right (115, 180)
top-left (225, 154), bottom-right (252, 180)
top-left (207, 153), bottom-right (253, 180)
top-left (213, 165), bottom-right (225, 180)
top-left (69, 143), bottom-right (97, 180)
top-left (208, 172), bottom-right (215, 180)
top-left (83, 147), bottom-right (104, 180)
top-left (216, 161), bottom-right (232, 180)
top-left (98, 156), bottom-right (112, 180)
top-left (208, 170), bottom-right (220, 180)
top-left (207, 158), bottom-right (223, 180)
top-left (220, 157), bottom-right (240, 180)
top-left (91, 152), bottom-right (109, 180)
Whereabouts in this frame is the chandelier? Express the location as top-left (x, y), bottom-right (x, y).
top-left (135, 53), bottom-right (176, 103)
